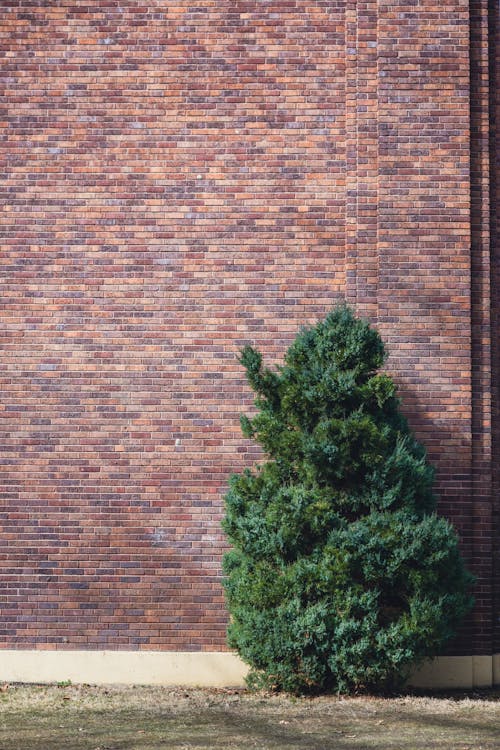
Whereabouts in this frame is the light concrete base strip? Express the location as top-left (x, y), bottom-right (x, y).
top-left (407, 655), bottom-right (496, 689)
top-left (0, 650), bottom-right (249, 687)
top-left (494, 653), bottom-right (500, 686)
top-left (1, 650), bottom-right (499, 688)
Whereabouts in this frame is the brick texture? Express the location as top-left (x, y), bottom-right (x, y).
top-left (470, 0), bottom-right (494, 656)
top-left (490, 0), bottom-right (500, 656)
top-left (0, 1), bottom-right (498, 658)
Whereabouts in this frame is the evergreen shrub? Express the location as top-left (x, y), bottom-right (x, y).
top-left (222, 306), bottom-right (473, 694)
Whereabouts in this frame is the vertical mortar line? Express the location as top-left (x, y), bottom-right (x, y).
top-left (345, 0), bottom-right (358, 307)
top-left (470, 0), bottom-right (494, 658)
top-left (374, 0), bottom-right (388, 348)
top-left (375, 0), bottom-right (380, 326)
top-left (370, 0), bottom-right (380, 323)
top-left (354, 0), bottom-right (379, 322)
top-left (355, 0), bottom-right (360, 311)
top-left (488, 0), bottom-right (500, 658)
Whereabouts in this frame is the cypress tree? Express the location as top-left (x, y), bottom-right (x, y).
top-left (222, 306), bottom-right (473, 694)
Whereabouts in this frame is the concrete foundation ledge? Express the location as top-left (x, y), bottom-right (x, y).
top-left (407, 655), bottom-right (499, 690)
top-left (0, 650), bottom-right (498, 689)
top-left (0, 650), bottom-right (249, 687)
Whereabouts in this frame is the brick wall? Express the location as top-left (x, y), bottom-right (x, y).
top-left (490, 0), bottom-right (500, 656)
top-left (0, 1), bottom-right (497, 657)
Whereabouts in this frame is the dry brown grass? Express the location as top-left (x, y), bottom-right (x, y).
top-left (0, 683), bottom-right (498, 749)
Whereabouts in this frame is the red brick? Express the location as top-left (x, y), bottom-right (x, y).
top-left (0, 0), bottom-right (498, 658)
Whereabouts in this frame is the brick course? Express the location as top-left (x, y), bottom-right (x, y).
top-left (0, 1), bottom-right (498, 659)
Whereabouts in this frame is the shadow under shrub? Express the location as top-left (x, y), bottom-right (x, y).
top-left (222, 306), bottom-right (473, 695)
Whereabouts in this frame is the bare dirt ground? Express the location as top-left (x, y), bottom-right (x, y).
top-left (0, 683), bottom-right (498, 750)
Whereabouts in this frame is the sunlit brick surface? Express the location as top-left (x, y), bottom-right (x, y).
top-left (0, 1), bottom-right (497, 658)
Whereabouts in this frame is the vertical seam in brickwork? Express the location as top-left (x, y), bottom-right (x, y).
top-left (488, 0), bottom-right (500, 655)
top-left (470, 0), bottom-right (494, 655)
top-left (357, 0), bottom-right (379, 321)
top-left (373, 0), bottom-right (380, 324)
top-left (345, 0), bottom-right (379, 321)
top-left (345, 0), bottom-right (359, 308)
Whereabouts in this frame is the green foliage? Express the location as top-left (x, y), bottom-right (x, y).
top-left (222, 306), bottom-right (474, 694)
